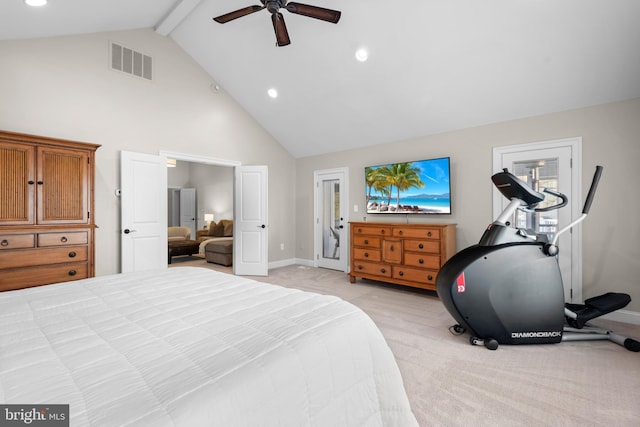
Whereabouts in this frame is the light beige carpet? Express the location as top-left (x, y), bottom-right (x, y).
top-left (171, 257), bottom-right (640, 426)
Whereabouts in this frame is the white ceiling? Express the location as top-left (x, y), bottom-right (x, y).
top-left (2, 0), bottom-right (639, 158)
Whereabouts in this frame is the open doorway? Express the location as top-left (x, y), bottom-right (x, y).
top-left (165, 156), bottom-right (236, 269)
top-left (167, 161), bottom-right (234, 234)
top-left (121, 150), bottom-right (268, 275)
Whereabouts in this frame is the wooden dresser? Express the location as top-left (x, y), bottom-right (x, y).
top-left (0, 130), bottom-right (100, 292)
top-left (349, 222), bottom-right (456, 291)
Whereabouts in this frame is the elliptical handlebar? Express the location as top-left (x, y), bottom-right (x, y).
top-left (534, 188), bottom-right (568, 212)
top-left (582, 165), bottom-right (603, 214)
top-left (545, 165), bottom-right (603, 256)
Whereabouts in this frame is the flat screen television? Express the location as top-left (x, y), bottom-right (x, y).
top-left (365, 157), bottom-right (451, 214)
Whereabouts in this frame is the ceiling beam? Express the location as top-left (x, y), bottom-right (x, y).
top-left (155, 0), bottom-right (203, 36)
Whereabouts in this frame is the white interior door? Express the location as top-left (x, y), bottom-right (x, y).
top-left (120, 151), bottom-right (167, 273)
top-left (314, 168), bottom-right (348, 271)
top-left (179, 188), bottom-right (196, 239)
top-left (493, 138), bottom-right (581, 302)
top-left (234, 165), bottom-right (268, 276)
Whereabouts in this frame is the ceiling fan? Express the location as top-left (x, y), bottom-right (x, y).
top-left (213, 1), bottom-right (341, 47)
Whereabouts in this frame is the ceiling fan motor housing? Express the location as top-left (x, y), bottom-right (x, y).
top-left (265, 1), bottom-right (286, 14)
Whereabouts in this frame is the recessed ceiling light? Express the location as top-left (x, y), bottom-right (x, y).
top-left (355, 48), bottom-right (368, 62)
top-left (25, 0), bottom-right (47, 6)
top-left (267, 88), bottom-right (278, 99)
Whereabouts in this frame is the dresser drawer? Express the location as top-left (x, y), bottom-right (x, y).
top-left (393, 266), bottom-right (438, 285)
top-left (353, 247), bottom-right (381, 262)
top-left (352, 225), bottom-right (392, 237)
top-left (394, 227), bottom-right (440, 240)
top-left (0, 262), bottom-right (88, 291)
top-left (0, 233), bottom-right (35, 250)
top-left (403, 253), bottom-right (441, 269)
top-left (403, 239), bottom-right (441, 253)
top-left (352, 261), bottom-right (392, 278)
top-left (38, 231), bottom-right (88, 247)
top-left (353, 236), bottom-right (381, 249)
top-left (0, 246), bottom-right (88, 269)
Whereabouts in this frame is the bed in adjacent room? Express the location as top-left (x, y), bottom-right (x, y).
top-left (0, 267), bottom-right (417, 426)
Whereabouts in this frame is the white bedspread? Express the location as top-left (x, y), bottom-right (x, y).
top-left (0, 267), bottom-right (417, 426)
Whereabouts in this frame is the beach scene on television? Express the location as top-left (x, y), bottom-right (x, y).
top-left (366, 157), bottom-right (451, 214)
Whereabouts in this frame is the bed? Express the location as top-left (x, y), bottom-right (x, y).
top-left (0, 267), bottom-right (418, 426)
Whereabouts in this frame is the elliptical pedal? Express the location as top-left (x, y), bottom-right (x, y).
top-left (565, 292), bottom-right (631, 329)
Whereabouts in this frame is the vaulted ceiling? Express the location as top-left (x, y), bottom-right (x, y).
top-left (2, 0), bottom-right (639, 158)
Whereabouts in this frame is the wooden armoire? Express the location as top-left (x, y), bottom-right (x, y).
top-left (0, 130), bottom-right (100, 291)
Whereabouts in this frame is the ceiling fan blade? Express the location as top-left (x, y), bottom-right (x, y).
top-left (271, 12), bottom-right (291, 47)
top-left (285, 2), bottom-right (341, 23)
top-left (213, 5), bottom-right (265, 24)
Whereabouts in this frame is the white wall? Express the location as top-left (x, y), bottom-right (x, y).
top-left (296, 98), bottom-right (640, 313)
top-left (0, 28), bottom-right (296, 275)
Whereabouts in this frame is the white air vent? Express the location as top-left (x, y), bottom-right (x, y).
top-left (110, 42), bottom-right (152, 81)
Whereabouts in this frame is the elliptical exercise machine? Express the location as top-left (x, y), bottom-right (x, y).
top-left (436, 166), bottom-right (640, 351)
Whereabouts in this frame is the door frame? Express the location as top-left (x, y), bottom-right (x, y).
top-left (313, 167), bottom-right (349, 272)
top-left (493, 137), bottom-right (582, 302)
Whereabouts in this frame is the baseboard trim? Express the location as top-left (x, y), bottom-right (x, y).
top-left (600, 309), bottom-right (640, 325)
top-left (268, 258), bottom-right (314, 270)
top-left (268, 258), bottom-right (296, 270)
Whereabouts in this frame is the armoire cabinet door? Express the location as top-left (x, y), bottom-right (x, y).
top-left (0, 142), bottom-right (35, 225)
top-left (37, 147), bottom-right (90, 224)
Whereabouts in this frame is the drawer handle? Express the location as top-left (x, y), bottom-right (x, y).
top-left (381, 268), bottom-right (386, 273)
top-left (364, 252), bottom-right (369, 257)
top-left (37, 181), bottom-right (44, 185)
top-left (419, 243), bottom-right (424, 249)
top-left (358, 265), bottom-right (363, 270)
top-left (389, 245), bottom-right (395, 251)
top-left (427, 275), bottom-right (434, 281)
top-left (28, 180), bottom-right (35, 185)
top-left (380, 230), bottom-right (385, 234)
top-left (68, 251), bottom-right (77, 258)
top-left (419, 258), bottom-right (424, 264)
top-left (1, 239), bottom-right (8, 247)
top-left (427, 231), bottom-right (432, 237)
top-left (60, 236), bottom-right (68, 243)
top-left (364, 239), bottom-right (369, 245)
top-left (68, 270), bottom-right (77, 276)
top-left (398, 230), bottom-right (403, 235)
top-left (398, 271), bottom-right (404, 276)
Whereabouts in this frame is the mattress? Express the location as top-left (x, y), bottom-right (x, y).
top-left (0, 267), bottom-right (417, 426)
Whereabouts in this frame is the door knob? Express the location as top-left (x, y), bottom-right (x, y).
top-left (123, 229), bottom-right (137, 234)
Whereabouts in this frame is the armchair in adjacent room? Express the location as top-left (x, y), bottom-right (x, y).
top-left (168, 226), bottom-right (191, 241)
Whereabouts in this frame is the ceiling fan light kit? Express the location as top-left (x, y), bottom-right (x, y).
top-left (213, 1), bottom-right (341, 47)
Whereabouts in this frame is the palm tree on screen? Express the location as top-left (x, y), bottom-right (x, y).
top-left (388, 162), bottom-right (424, 210)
